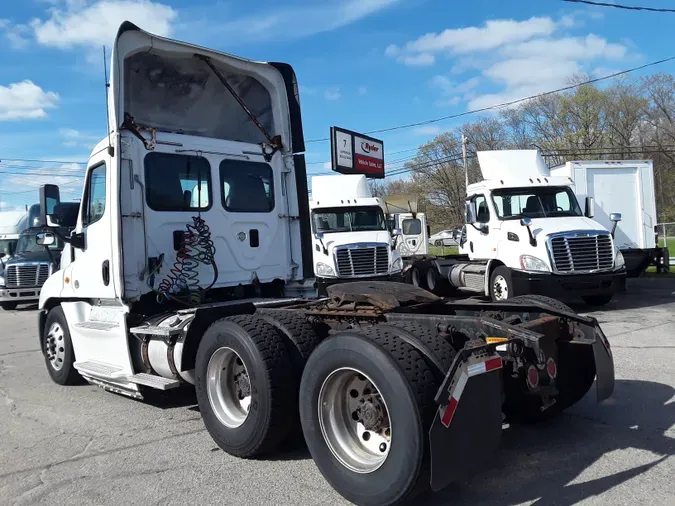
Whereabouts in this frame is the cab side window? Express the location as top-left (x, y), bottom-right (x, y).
top-left (83, 163), bottom-right (106, 227)
top-left (474, 194), bottom-right (490, 223)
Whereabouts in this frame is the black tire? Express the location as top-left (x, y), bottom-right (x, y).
top-left (434, 240), bottom-right (442, 247)
top-left (582, 294), bottom-right (613, 306)
top-left (195, 315), bottom-right (295, 458)
top-left (507, 294), bottom-right (574, 312)
top-left (1, 302), bottom-right (17, 310)
top-left (489, 266), bottom-right (513, 301)
top-left (426, 267), bottom-right (439, 293)
top-left (410, 266), bottom-right (424, 289)
top-left (300, 328), bottom-right (438, 506)
top-left (43, 306), bottom-right (83, 385)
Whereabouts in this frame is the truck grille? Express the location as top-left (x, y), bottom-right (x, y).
top-left (549, 233), bottom-right (614, 273)
top-left (6, 264), bottom-right (50, 288)
top-left (335, 245), bottom-right (389, 277)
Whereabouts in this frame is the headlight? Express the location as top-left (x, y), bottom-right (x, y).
top-left (614, 249), bottom-right (625, 269)
top-left (519, 255), bottom-right (550, 272)
top-left (391, 256), bottom-right (403, 273)
top-left (0, 275), bottom-right (5, 287)
top-left (316, 262), bottom-right (336, 277)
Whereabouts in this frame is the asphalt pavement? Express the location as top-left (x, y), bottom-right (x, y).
top-left (1, 278), bottom-right (674, 506)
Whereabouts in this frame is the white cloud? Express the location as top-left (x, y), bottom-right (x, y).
top-left (59, 128), bottom-right (100, 149)
top-left (31, 0), bottom-right (177, 49)
top-left (358, 86), bottom-right (368, 96)
top-left (399, 53), bottom-right (435, 67)
top-left (387, 17), bottom-right (557, 61)
top-left (5, 163), bottom-right (85, 194)
top-left (0, 81), bottom-right (59, 120)
top-left (202, 0), bottom-right (402, 44)
top-left (323, 162), bottom-right (332, 170)
top-left (430, 76), bottom-right (480, 106)
top-left (324, 88), bottom-right (341, 101)
top-left (504, 34), bottom-right (626, 61)
top-left (413, 126), bottom-right (441, 136)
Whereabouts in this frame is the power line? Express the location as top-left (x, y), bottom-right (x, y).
top-left (0, 157), bottom-right (87, 165)
top-left (305, 56), bottom-right (675, 144)
top-left (563, 0), bottom-right (675, 13)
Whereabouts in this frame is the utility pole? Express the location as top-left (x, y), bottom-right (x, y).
top-left (462, 134), bottom-right (468, 194)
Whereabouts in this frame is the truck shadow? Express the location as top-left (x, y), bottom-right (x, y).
top-left (425, 379), bottom-right (674, 505)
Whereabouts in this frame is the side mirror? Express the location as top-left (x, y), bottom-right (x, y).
top-left (392, 228), bottom-right (402, 237)
top-left (40, 184), bottom-right (61, 228)
top-left (314, 232), bottom-right (325, 240)
top-left (520, 217), bottom-right (536, 247)
top-left (465, 201), bottom-right (477, 224)
top-left (520, 217), bottom-right (533, 227)
top-left (585, 196), bottom-right (595, 219)
top-left (479, 224), bottom-right (489, 234)
top-left (609, 212), bottom-right (622, 223)
top-left (37, 232), bottom-right (56, 246)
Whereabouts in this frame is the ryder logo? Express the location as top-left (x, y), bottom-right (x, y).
top-left (361, 142), bottom-right (380, 154)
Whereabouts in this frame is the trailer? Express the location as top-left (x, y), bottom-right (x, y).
top-left (35, 22), bottom-right (615, 506)
top-left (551, 159), bottom-right (669, 276)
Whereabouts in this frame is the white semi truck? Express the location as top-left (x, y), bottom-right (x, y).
top-left (309, 175), bottom-right (403, 294)
top-left (551, 159), bottom-right (668, 276)
top-left (34, 22), bottom-right (615, 506)
top-left (412, 150), bottom-right (627, 306)
top-left (0, 210), bottom-right (28, 266)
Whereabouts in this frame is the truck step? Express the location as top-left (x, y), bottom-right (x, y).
top-left (127, 373), bottom-right (180, 390)
top-left (74, 321), bottom-right (120, 331)
top-left (129, 324), bottom-right (184, 337)
top-left (74, 360), bottom-right (123, 378)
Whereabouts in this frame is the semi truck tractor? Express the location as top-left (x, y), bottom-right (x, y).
top-left (0, 210), bottom-right (28, 267)
top-left (551, 159), bottom-right (669, 276)
top-left (310, 175), bottom-right (403, 295)
top-left (410, 150), bottom-right (627, 306)
top-left (35, 22), bottom-right (615, 506)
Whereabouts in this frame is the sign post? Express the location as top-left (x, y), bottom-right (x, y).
top-left (330, 126), bottom-right (385, 179)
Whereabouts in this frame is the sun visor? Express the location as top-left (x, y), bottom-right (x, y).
top-left (476, 150), bottom-right (550, 180)
top-left (108, 22), bottom-right (291, 146)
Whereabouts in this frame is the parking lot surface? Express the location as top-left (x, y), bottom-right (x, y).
top-left (1, 279), bottom-right (674, 506)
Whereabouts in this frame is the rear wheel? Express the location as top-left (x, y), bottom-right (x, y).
top-left (1, 302), bottom-right (17, 310)
top-left (300, 330), bottom-right (437, 506)
top-left (195, 315), bottom-right (295, 458)
top-left (43, 306), bottom-right (83, 385)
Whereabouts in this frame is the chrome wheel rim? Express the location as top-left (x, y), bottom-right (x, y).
top-left (206, 347), bottom-right (251, 428)
top-left (45, 323), bottom-right (65, 371)
top-left (493, 275), bottom-right (509, 300)
top-left (318, 368), bottom-right (392, 473)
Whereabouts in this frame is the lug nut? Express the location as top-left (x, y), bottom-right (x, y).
top-left (379, 443), bottom-right (387, 452)
top-left (362, 432), bottom-right (371, 441)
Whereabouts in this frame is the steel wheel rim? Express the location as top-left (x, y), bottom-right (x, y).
top-left (206, 347), bottom-right (251, 429)
top-left (493, 275), bottom-right (509, 300)
top-left (45, 323), bottom-right (65, 371)
top-left (318, 367), bottom-right (392, 474)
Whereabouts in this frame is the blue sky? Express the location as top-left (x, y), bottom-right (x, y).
top-left (1, 0), bottom-right (675, 209)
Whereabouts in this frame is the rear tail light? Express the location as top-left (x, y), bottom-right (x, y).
top-left (546, 357), bottom-right (558, 379)
top-left (526, 365), bottom-right (539, 389)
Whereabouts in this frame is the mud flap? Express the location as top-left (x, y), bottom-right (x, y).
top-left (429, 355), bottom-right (503, 492)
top-left (593, 326), bottom-right (615, 402)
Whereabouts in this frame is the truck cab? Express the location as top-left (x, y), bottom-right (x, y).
top-left (381, 194), bottom-right (430, 258)
top-left (455, 150), bottom-right (626, 304)
top-left (310, 175), bottom-right (403, 295)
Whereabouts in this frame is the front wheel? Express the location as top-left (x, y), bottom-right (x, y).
top-left (1, 302), bottom-right (17, 310)
top-left (582, 294), bottom-right (613, 306)
top-left (43, 306), bottom-right (83, 385)
top-left (300, 331), bottom-right (437, 506)
top-left (489, 266), bottom-right (513, 301)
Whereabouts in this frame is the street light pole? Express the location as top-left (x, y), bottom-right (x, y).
top-left (462, 134), bottom-right (468, 194)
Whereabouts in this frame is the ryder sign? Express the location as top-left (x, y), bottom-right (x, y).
top-left (330, 126), bottom-right (384, 178)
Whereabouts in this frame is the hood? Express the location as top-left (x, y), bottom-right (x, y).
top-left (323, 230), bottom-right (392, 250)
top-left (522, 216), bottom-right (609, 239)
top-left (6, 251), bottom-right (57, 265)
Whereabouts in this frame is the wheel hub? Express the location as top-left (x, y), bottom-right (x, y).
top-left (206, 347), bottom-right (251, 429)
top-left (357, 398), bottom-right (383, 432)
top-left (45, 323), bottom-right (65, 371)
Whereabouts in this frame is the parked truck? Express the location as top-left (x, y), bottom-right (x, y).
top-left (0, 210), bottom-right (28, 268)
top-left (35, 22), bottom-right (615, 506)
top-left (409, 150), bottom-right (627, 305)
top-left (551, 159), bottom-right (669, 276)
top-left (310, 175), bottom-right (403, 295)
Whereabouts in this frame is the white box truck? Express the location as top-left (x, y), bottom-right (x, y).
top-left (551, 159), bottom-right (668, 276)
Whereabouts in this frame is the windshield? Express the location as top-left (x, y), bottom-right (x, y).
top-left (312, 206), bottom-right (387, 233)
top-left (16, 233), bottom-right (63, 253)
top-left (491, 186), bottom-right (582, 219)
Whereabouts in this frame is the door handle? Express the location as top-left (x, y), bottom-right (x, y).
top-left (102, 260), bottom-right (110, 286)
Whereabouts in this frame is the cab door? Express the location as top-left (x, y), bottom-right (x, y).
top-left (67, 151), bottom-right (117, 299)
top-left (465, 193), bottom-right (496, 260)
